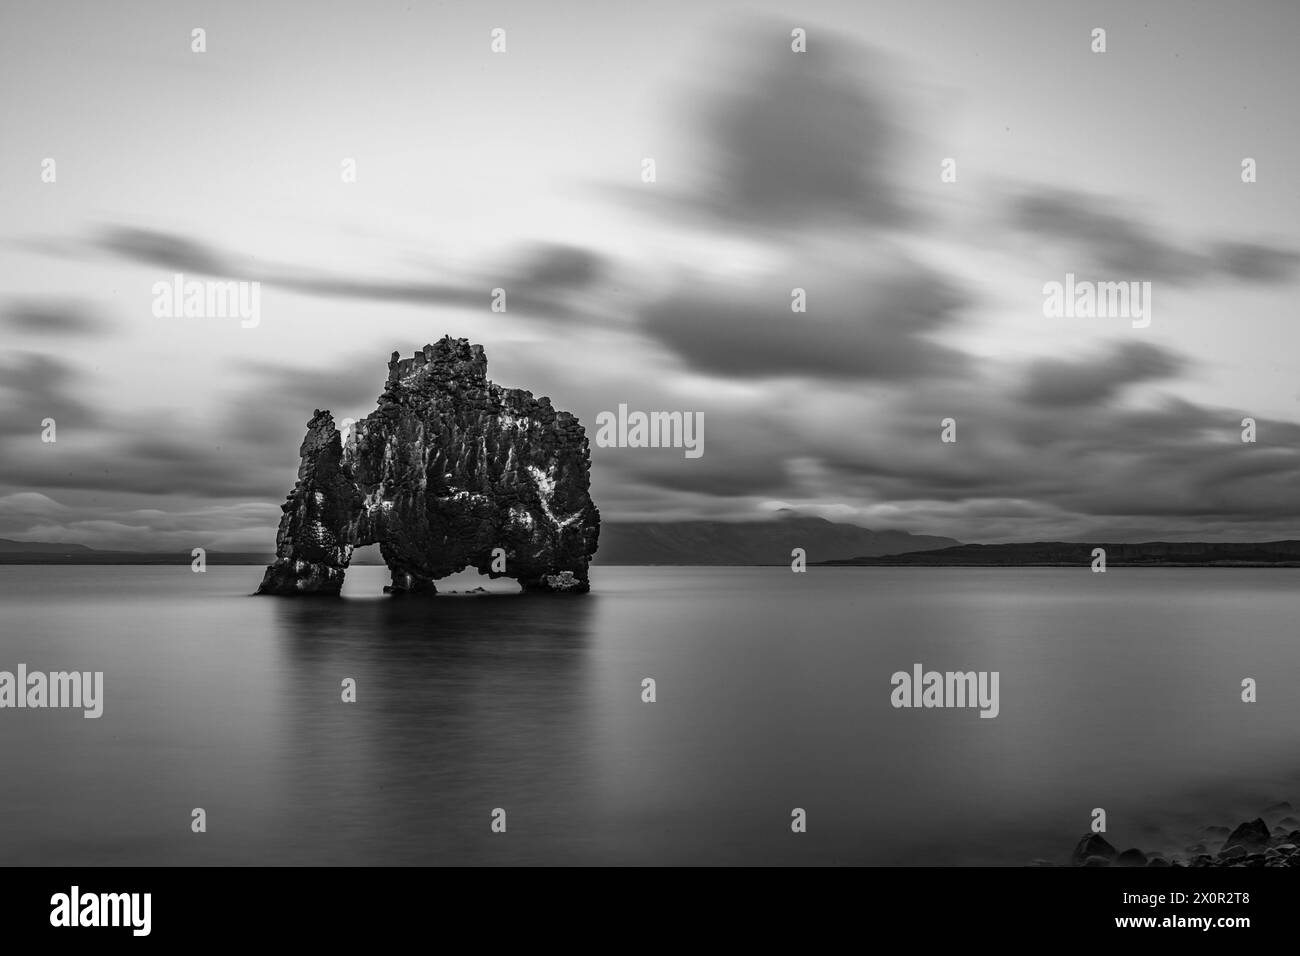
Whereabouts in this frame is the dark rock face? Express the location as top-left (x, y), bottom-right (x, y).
top-left (1222, 818), bottom-right (1270, 851)
top-left (256, 337), bottom-right (599, 596)
top-left (256, 410), bottom-right (364, 596)
top-left (1070, 833), bottom-right (1116, 865)
top-left (1114, 848), bottom-right (1147, 867)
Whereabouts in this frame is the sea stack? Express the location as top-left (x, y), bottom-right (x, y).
top-left (256, 337), bottom-right (600, 595)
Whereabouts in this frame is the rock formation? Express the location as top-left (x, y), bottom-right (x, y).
top-left (256, 337), bottom-right (600, 595)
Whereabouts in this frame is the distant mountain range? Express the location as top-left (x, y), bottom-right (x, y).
top-left (0, 538), bottom-right (96, 554)
top-left (0, 537), bottom-right (271, 564)
top-left (594, 516), bottom-right (958, 565)
top-left (6, 530), bottom-right (1299, 567)
top-left (818, 540), bottom-right (1300, 567)
top-left (0, 517), bottom-right (958, 566)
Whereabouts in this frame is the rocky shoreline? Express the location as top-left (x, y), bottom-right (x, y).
top-left (1046, 801), bottom-right (1300, 867)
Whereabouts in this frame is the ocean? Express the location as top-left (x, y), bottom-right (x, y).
top-left (1, 565), bottom-right (1296, 865)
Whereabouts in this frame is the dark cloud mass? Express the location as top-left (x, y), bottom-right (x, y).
top-left (0, 352), bottom-right (103, 439)
top-left (1210, 241), bottom-right (1300, 282)
top-left (101, 227), bottom-right (236, 275)
top-left (1018, 342), bottom-right (1185, 407)
top-left (94, 227), bottom-right (606, 320)
top-left (640, 260), bottom-right (968, 380)
top-left (800, 386), bottom-right (1300, 541)
top-left (515, 243), bottom-right (605, 290)
top-left (698, 33), bottom-right (907, 227)
top-left (1010, 190), bottom-right (1300, 285)
top-left (3, 301), bottom-right (104, 337)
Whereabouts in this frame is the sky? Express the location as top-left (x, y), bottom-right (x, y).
top-left (1, 0), bottom-right (1299, 549)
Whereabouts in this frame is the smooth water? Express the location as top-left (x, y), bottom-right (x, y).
top-left (1, 566), bottom-right (1297, 866)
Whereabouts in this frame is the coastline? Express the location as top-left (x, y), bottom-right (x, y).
top-left (1056, 801), bottom-right (1300, 868)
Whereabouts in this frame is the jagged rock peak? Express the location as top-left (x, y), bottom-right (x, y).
top-left (386, 336), bottom-right (488, 390)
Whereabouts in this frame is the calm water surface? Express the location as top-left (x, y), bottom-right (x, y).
top-left (1, 566), bottom-right (1297, 865)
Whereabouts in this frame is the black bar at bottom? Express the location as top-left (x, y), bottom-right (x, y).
top-left (0, 865), bottom-right (1280, 943)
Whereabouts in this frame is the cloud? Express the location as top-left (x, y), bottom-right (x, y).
top-left (233, 358), bottom-right (392, 423)
top-left (0, 492), bottom-right (69, 520)
top-left (786, 376), bottom-right (1300, 542)
top-left (606, 23), bottom-right (916, 234)
top-left (5, 500), bottom-right (282, 550)
top-left (695, 30), bottom-right (908, 228)
top-left (100, 227), bottom-right (235, 275)
top-left (95, 227), bottom-right (607, 319)
top-left (1010, 190), bottom-right (1300, 285)
top-left (2, 301), bottom-right (105, 337)
top-left (0, 352), bottom-right (104, 439)
top-left (0, 433), bottom-right (289, 499)
top-left (514, 243), bottom-right (606, 290)
top-left (0, 352), bottom-right (369, 501)
top-left (638, 243), bottom-right (968, 380)
top-left (1018, 342), bottom-right (1185, 407)
top-left (1210, 241), bottom-right (1300, 283)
